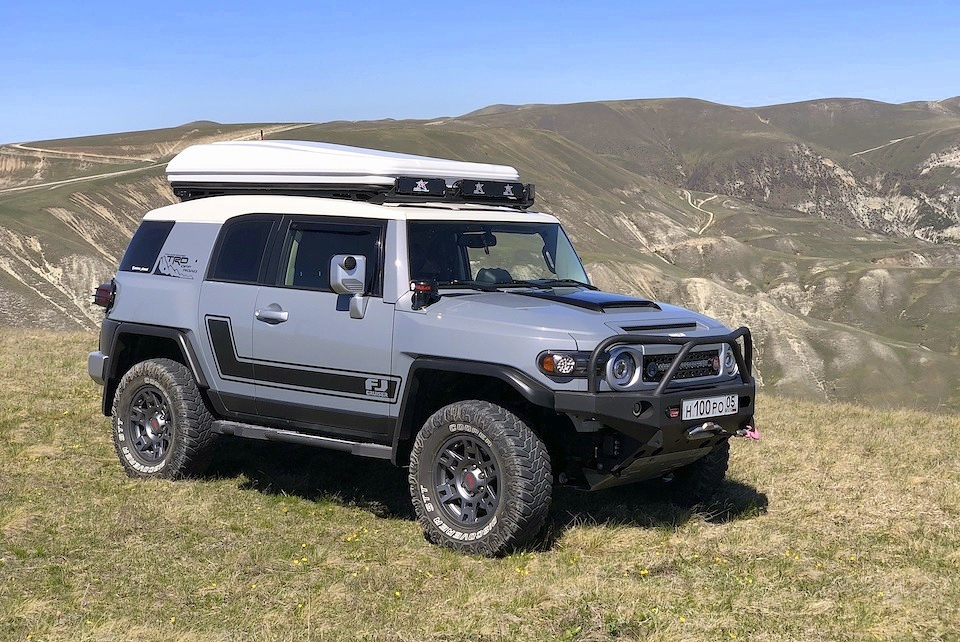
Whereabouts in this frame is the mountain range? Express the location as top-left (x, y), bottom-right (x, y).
top-left (1, 97), bottom-right (958, 410)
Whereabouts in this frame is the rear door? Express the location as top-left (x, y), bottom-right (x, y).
top-left (197, 215), bottom-right (279, 415)
top-left (251, 217), bottom-right (397, 442)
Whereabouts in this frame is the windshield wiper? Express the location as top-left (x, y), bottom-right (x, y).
top-left (439, 280), bottom-right (500, 292)
top-left (509, 279), bottom-right (599, 291)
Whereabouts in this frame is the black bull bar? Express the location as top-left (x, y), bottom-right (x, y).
top-left (586, 327), bottom-right (753, 394)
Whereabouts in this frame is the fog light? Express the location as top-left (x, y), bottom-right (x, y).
top-left (537, 351), bottom-right (590, 377)
top-left (646, 360), bottom-right (660, 380)
top-left (555, 354), bottom-right (576, 375)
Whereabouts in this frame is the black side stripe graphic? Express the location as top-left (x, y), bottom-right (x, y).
top-left (207, 317), bottom-right (399, 403)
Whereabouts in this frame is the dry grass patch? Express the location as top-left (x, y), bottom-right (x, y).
top-left (0, 330), bottom-right (958, 640)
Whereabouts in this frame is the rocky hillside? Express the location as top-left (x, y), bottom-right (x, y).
top-left (462, 97), bottom-right (960, 243)
top-left (1, 99), bottom-right (958, 410)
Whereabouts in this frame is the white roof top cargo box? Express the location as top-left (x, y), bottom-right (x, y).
top-left (165, 140), bottom-right (534, 209)
top-left (166, 140), bottom-right (520, 186)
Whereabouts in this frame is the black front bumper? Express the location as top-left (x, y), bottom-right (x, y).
top-left (555, 381), bottom-right (755, 441)
top-left (552, 328), bottom-right (756, 490)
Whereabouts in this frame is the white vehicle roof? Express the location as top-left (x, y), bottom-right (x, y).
top-left (166, 140), bottom-right (521, 186)
top-left (144, 195), bottom-right (560, 225)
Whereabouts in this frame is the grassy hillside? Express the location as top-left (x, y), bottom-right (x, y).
top-left (1, 332), bottom-right (958, 640)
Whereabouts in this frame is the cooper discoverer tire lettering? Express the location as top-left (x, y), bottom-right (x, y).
top-left (111, 358), bottom-right (216, 479)
top-left (408, 400), bottom-right (552, 556)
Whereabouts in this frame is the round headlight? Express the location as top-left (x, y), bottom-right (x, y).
top-left (606, 348), bottom-right (640, 389)
top-left (724, 349), bottom-right (739, 375)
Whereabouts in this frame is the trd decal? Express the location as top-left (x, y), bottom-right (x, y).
top-left (155, 254), bottom-right (198, 279)
top-left (206, 317), bottom-right (399, 403)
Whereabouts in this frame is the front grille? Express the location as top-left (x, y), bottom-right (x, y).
top-left (642, 349), bottom-right (720, 382)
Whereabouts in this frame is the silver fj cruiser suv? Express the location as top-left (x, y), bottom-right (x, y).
top-left (88, 140), bottom-right (756, 555)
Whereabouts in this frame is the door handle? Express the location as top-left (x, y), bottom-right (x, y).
top-left (255, 305), bottom-right (288, 324)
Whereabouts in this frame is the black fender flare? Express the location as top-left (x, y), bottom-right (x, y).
top-left (101, 321), bottom-right (209, 415)
top-left (391, 357), bottom-right (556, 465)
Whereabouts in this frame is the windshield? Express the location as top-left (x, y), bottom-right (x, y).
top-left (407, 221), bottom-right (589, 287)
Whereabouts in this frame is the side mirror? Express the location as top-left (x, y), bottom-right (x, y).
top-left (330, 255), bottom-right (366, 295)
top-left (330, 255), bottom-right (369, 319)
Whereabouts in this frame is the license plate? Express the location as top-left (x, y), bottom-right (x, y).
top-left (682, 394), bottom-right (738, 421)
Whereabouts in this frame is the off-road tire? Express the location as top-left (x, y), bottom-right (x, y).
top-left (664, 439), bottom-right (730, 505)
top-left (111, 358), bottom-right (216, 479)
top-left (409, 400), bottom-right (551, 556)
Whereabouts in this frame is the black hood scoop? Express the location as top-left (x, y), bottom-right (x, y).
top-left (516, 290), bottom-right (661, 313)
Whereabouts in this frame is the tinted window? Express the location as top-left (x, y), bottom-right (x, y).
top-left (119, 221), bottom-right (175, 273)
top-left (281, 222), bottom-right (382, 294)
top-left (209, 218), bottom-right (275, 283)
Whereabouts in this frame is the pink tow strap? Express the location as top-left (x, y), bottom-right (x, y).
top-left (738, 425), bottom-right (761, 440)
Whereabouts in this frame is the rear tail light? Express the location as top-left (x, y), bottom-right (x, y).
top-left (93, 280), bottom-right (115, 310)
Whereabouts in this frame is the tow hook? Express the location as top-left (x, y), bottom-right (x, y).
top-left (686, 422), bottom-right (723, 440)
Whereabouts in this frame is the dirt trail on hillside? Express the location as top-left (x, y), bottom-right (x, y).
top-left (10, 143), bottom-right (154, 163)
top-left (682, 190), bottom-right (718, 234)
top-left (0, 123), bottom-right (318, 196)
top-left (849, 135), bottom-right (915, 157)
top-left (0, 164), bottom-right (164, 195)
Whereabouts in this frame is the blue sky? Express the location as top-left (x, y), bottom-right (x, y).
top-left (3, 0), bottom-right (958, 143)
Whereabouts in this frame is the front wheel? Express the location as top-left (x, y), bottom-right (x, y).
top-left (111, 358), bottom-right (216, 479)
top-left (409, 400), bottom-right (552, 556)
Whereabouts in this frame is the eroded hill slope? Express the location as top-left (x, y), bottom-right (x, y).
top-left (1, 100), bottom-right (958, 409)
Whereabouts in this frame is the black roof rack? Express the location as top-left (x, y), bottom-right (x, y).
top-left (171, 182), bottom-right (386, 203)
top-left (171, 176), bottom-right (536, 209)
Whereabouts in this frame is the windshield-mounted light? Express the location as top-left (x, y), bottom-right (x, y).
top-left (410, 279), bottom-right (440, 310)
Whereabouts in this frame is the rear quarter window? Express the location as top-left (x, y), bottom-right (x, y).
top-left (119, 221), bottom-right (175, 273)
top-left (208, 217), bottom-right (276, 284)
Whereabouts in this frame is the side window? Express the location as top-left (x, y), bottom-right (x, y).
top-left (280, 221), bottom-right (382, 295)
top-left (119, 221), bottom-right (175, 273)
top-left (208, 218), bottom-right (275, 283)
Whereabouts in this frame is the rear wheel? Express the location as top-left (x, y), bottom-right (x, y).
top-left (663, 440), bottom-right (730, 505)
top-left (111, 358), bottom-right (216, 478)
top-left (409, 400), bottom-right (551, 556)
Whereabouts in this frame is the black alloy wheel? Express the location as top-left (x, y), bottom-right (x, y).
top-left (126, 385), bottom-right (173, 464)
top-left (432, 433), bottom-right (501, 527)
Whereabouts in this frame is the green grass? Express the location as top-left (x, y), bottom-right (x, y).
top-left (1, 331), bottom-right (959, 640)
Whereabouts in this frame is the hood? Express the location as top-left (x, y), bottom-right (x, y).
top-left (413, 287), bottom-right (728, 349)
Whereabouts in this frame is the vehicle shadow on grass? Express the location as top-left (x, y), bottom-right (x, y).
top-left (539, 480), bottom-right (769, 551)
top-left (206, 437), bottom-right (768, 546)
top-left (206, 438), bottom-right (415, 520)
